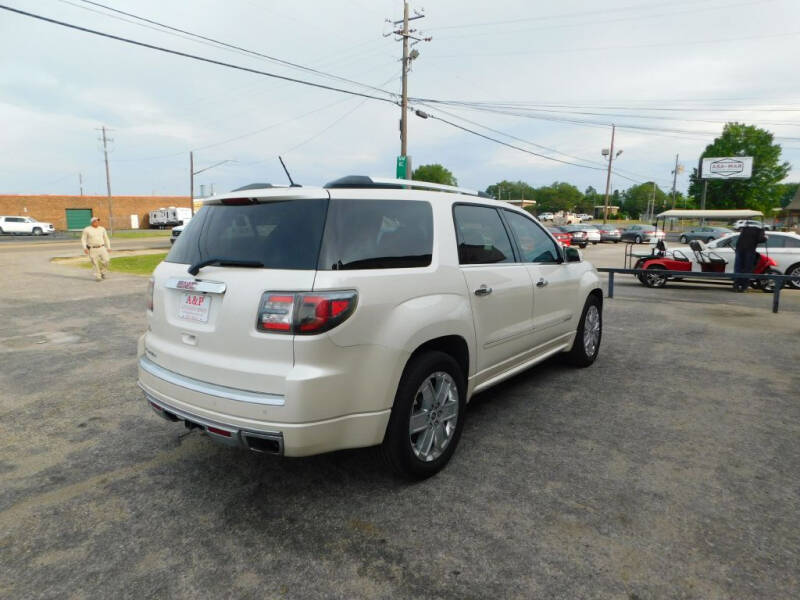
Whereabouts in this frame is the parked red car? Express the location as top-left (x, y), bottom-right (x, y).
top-left (547, 227), bottom-right (572, 247)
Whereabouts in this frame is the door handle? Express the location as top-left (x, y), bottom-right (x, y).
top-left (536, 278), bottom-right (548, 287)
top-left (474, 285), bottom-right (493, 296)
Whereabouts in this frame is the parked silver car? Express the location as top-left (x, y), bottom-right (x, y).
top-left (679, 226), bottom-right (733, 244)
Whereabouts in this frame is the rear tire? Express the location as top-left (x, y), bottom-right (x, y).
top-left (635, 235), bottom-right (642, 244)
top-left (33, 227), bottom-right (43, 236)
top-left (381, 351), bottom-right (466, 480)
top-left (564, 294), bottom-right (602, 367)
top-left (644, 265), bottom-right (667, 288)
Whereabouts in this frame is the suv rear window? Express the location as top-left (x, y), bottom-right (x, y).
top-left (318, 199), bottom-right (433, 270)
top-left (165, 199), bottom-right (328, 270)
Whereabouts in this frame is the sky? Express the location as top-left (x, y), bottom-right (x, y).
top-left (1, 0), bottom-right (799, 198)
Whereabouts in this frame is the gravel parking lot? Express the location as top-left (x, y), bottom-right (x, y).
top-left (1, 240), bottom-right (798, 599)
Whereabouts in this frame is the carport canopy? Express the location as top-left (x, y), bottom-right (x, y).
top-left (655, 209), bottom-right (763, 219)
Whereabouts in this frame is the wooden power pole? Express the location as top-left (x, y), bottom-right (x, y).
top-left (388, 2), bottom-right (430, 178)
top-left (97, 126), bottom-right (114, 235)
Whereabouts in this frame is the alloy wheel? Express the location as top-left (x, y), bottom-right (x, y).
top-left (583, 305), bottom-right (601, 357)
top-left (408, 371), bottom-right (459, 463)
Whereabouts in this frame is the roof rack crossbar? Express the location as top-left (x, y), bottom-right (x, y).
top-left (324, 176), bottom-right (490, 198)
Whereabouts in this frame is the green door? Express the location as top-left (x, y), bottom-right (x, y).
top-left (66, 209), bottom-right (92, 230)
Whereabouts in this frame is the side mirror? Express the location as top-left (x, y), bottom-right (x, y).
top-left (564, 246), bottom-right (581, 263)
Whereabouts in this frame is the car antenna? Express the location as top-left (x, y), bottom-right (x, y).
top-left (278, 156), bottom-right (301, 187)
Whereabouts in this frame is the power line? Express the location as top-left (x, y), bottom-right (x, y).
top-left (66, 0), bottom-right (396, 98)
top-left (0, 4), bottom-right (400, 105)
top-left (424, 28), bottom-right (800, 59)
top-left (434, 0), bottom-right (770, 42)
top-left (427, 0), bottom-right (708, 31)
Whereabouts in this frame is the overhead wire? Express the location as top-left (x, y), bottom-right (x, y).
top-left (0, 5), bottom-right (399, 105)
top-left (65, 0), bottom-right (397, 98)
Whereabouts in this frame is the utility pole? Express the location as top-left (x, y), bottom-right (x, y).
top-left (388, 2), bottom-right (430, 178)
top-left (670, 153), bottom-right (680, 209)
top-left (97, 126), bottom-right (114, 235)
top-left (601, 124), bottom-right (622, 224)
top-left (78, 173), bottom-right (84, 197)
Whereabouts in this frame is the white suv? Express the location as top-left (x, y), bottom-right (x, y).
top-left (0, 216), bottom-right (55, 235)
top-left (138, 177), bottom-right (603, 478)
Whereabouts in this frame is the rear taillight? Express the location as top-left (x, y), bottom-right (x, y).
top-left (147, 278), bottom-right (154, 311)
top-left (257, 291), bottom-right (357, 335)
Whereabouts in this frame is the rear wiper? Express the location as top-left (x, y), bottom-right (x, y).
top-left (187, 257), bottom-right (264, 275)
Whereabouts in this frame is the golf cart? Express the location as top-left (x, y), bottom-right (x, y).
top-left (624, 209), bottom-right (778, 291)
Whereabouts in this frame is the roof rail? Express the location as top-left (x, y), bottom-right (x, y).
top-left (324, 175), bottom-right (491, 198)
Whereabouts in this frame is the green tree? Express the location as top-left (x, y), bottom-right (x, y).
top-left (622, 182), bottom-right (668, 217)
top-left (776, 182), bottom-right (800, 207)
top-left (688, 123), bottom-right (790, 214)
top-left (485, 180), bottom-right (537, 201)
top-left (533, 182), bottom-right (583, 213)
top-left (412, 164), bottom-right (457, 186)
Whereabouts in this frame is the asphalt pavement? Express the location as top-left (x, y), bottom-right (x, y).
top-left (0, 241), bottom-right (798, 599)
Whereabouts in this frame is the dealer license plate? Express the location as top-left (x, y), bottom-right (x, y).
top-left (179, 292), bottom-right (211, 322)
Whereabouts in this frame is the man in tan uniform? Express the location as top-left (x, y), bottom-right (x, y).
top-left (81, 217), bottom-right (112, 281)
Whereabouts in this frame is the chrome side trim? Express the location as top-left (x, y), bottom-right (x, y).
top-left (138, 356), bottom-right (285, 406)
top-left (165, 278), bottom-right (227, 294)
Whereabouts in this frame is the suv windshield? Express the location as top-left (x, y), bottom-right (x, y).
top-left (165, 199), bottom-right (328, 270)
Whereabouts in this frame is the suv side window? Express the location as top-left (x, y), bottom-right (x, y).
top-left (318, 199), bottom-right (433, 270)
top-left (503, 210), bottom-right (561, 263)
top-left (453, 204), bottom-right (515, 265)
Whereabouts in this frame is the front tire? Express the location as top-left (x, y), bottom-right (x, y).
top-left (680, 235), bottom-right (688, 244)
top-left (564, 294), bottom-right (602, 367)
top-left (757, 268), bottom-right (780, 293)
top-left (381, 351), bottom-right (466, 480)
top-left (785, 263), bottom-right (800, 290)
top-left (32, 227), bottom-right (43, 236)
top-left (635, 235), bottom-right (642, 244)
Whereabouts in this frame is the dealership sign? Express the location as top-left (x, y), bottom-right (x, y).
top-left (701, 156), bottom-right (753, 179)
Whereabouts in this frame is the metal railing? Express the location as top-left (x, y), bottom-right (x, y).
top-left (597, 268), bottom-right (797, 313)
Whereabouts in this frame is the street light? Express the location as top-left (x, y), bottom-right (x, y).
top-left (190, 152), bottom-right (235, 215)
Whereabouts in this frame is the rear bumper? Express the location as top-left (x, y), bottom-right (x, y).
top-left (137, 357), bottom-right (391, 457)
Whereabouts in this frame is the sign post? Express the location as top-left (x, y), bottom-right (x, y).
top-left (396, 155), bottom-right (411, 180)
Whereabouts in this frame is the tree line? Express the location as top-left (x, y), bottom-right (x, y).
top-left (412, 122), bottom-right (798, 218)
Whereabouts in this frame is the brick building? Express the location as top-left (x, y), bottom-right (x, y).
top-left (0, 195), bottom-right (191, 230)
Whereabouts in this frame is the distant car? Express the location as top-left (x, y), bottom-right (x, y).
top-left (556, 225), bottom-right (589, 248)
top-left (547, 227), bottom-right (572, 247)
top-left (679, 226), bottom-right (734, 244)
top-left (595, 225), bottom-right (621, 243)
top-left (732, 219), bottom-right (770, 231)
top-left (538, 212), bottom-right (554, 221)
top-left (707, 231), bottom-right (800, 289)
top-left (620, 224), bottom-right (665, 244)
top-left (170, 224), bottom-right (184, 245)
top-left (576, 214), bottom-right (593, 222)
top-left (573, 224), bottom-right (601, 244)
top-left (0, 215), bottom-right (55, 236)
